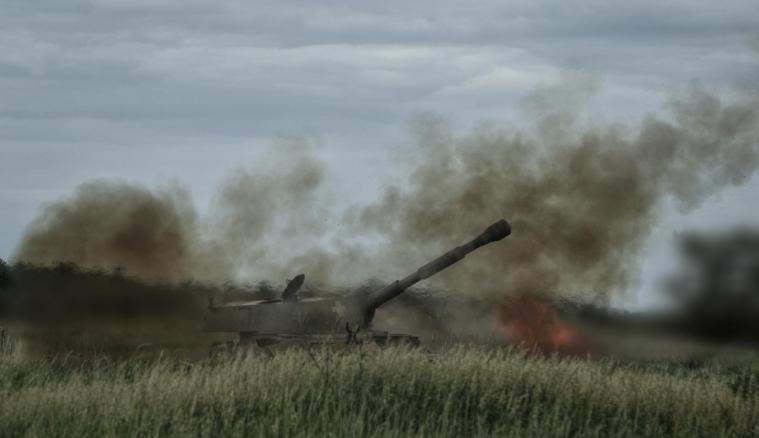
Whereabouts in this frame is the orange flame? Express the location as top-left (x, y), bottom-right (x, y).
top-left (499, 294), bottom-right (589, 356)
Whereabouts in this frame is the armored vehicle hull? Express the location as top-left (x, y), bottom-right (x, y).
top-left (205, 219), bottom-right (511, 348)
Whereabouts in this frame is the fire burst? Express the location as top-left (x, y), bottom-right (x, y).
top-left (499, 294), bottom-right (589, 356)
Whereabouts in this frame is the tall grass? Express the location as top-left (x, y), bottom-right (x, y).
top-left (1, 345), bottom-right (757, 437)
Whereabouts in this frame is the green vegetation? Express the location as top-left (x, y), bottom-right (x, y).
top-left (1, 344), bottom-right (758, 437)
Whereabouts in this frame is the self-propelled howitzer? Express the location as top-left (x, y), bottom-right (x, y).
top-left (204, 219), bottom-right (511, 346)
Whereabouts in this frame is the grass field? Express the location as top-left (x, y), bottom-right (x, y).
top-left (1, 342), bottom-right (758, 438)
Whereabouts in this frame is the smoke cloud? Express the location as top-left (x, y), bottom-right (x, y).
top-left (13, 138), bottom-right (335, 286)
top-left (199, 138), bottom-right (334, 284)
top-left (15, 181), bottom-right (201, 283)
top-left (355, 83), bottom-right (759, 303)
top-left (5, 79), bottom-right (759, 346)
top-left (667, 227), bottom-right (759, 341)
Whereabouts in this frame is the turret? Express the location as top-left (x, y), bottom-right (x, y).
top-left (204, 220), bottom-right (511, 341)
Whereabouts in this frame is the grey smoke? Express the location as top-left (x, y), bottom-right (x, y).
top-left (12, 83), bottom-right (759, 309)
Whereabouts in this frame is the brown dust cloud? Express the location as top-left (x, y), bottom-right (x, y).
top-left (4, 80), bottom-right (759, 350)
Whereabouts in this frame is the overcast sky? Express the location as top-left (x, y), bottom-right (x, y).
top-left (1, 1), bottom-right (758, 308)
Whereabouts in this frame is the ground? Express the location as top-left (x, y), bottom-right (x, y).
top-left (1, 341), bottom-right (758, 437)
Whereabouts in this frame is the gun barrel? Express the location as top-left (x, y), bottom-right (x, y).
top-left (364, 219), bottom-right (511, 314)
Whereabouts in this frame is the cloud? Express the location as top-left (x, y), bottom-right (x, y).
top-left (1, 0), bottom-right (758, 279)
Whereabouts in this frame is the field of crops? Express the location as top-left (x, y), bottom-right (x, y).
top-left (1, 342), bottom-right (758, 438)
